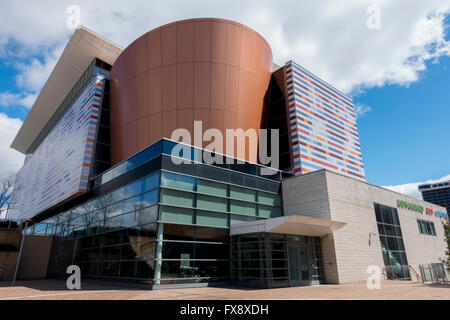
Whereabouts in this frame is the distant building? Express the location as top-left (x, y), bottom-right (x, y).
top-left (419, 180), bottom-right (450, 215)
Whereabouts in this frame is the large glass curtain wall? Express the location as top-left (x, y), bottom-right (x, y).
top-left (46, 171), bottom-right (161, 283)
top-left (35, 169), bottom-right (282, 285)
top-left (231, 233), bottom-right (323, 288)
top-left (159, 171), bottom-right (283, 227)
top-left (94, 139), bottom-right (285, 188)
top-left (374, 203), bottom-right (410, 280)
top-left (158, 224), bottom-right (229, 285)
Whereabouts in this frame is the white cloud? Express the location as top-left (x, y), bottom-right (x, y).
top-left (0, 0), bottom-right (450, 96)
top-left (0, 43), bottom-right (65, 110)
top-left (384, 174), bottom-right (450, 199)
top-left (0, 91), bottom-right (36, 109)
top-left (15, 45), bottom-right (63, 92)
top-left (354, 104), bottom-right (372, 118)
top-left (0, 1), bottom-right (448, 95)
top-left (0, 91), bottom-right (21, 108)
top-left (0, 113), bottom-right (24, 176)
top-left (17, 93), bottom-right (38, 109)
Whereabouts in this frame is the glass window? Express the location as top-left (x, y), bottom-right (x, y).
top-left (377, 223), bottom-right (385, 235)
top-left (390, 208), bottom-right (400, 225)
top-left (123, 180), bottom-right (143, 199)
top-left (230, 214), bottom-right (259, 225)
top-left (396, 238), bottom-right (405, 251)
top-left (162, 241), bottom-right (194, 260)
top-left (417, 220), bottom-right (424, 234)
top-left (386, 236), bottom-right (399, 251)
top-left (381, 249), bottom-right (390, 265)
top-left (195, 226), bottom-right (228, 241)
top-left (195, 261), bottom-right (229, 278)
top-left (120, 261), bottom-right (137, 278)
top-left (159, 206), bottom-right (194, 224)
top-left (426, 222), bottom-right (433, 235)
top-left (136, 260), bottom-right (154, 279)
top-left (110, 162), bottom-right (127, 181)
top-left (160, 189), bottom-right (195, 208)
top-left (161, 172), bottom-right (197, 191)
top-left (160, 261), bottom-right (196, 279)
top-left (394, 226), bottom-right (402, 237)
top-left (106, 202), bottom-right (123, 218)
top-left (257, 191), bottom-right (281, 206)
top-left (122, 196), bottom-right (141, 214)
top-left (195, 243), bottom-right (228, 259)
top-left (140, 189), bottom-right (159, 208)
top-left (197, 179), bottom-right (227, 197)
top-left (139, 206), bottom-right (158, 226)
top-left (163, 140), bottom-right (193, 161)
top-left (230, 200), bottom-right (257, 216)
top-left (106, 216), bottom-right (121, 229)
top-left (230, 186), bottom-right (256, 202)
top-left (109, 187), bottom-right (124, 204)
top-left (196, 210), bottom-right (228, 228)
top-left (126, 149), bottom-right (149, 171)
top-left (430, 223), bottom-right (436, 236)
top-left (143, 172), bottom-right (160, 192)
top-left (197, 194), bottom-right (227, 212)
top-left (418, 220), bottom-right (436, 236)
top-left (163, 224), bottom-right (195, 241)
top-left (121, 211), bottom-right (139, 228)
top-left (135, 241), bottom-right (156, 260)
top-left (373, 203), bottom-right (410, 280)
top-left (381, 206), bottom-right (393, 225)
top-left (383, 224), bottom-right (396, 237)
top-left (258, 205), bottom-right (282, 218)
top-left (374, 204), bottom-right (382, 222)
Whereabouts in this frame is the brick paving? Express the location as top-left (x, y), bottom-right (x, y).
top-left (0, 279), bottom-right (448, 300)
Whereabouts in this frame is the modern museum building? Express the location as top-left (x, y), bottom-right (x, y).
top-left (6, 19), bottom-right (448, 288)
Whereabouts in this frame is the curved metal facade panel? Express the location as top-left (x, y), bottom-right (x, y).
top-left (110, 18), bottom-right (273, 165)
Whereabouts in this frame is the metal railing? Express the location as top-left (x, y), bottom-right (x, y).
top-left (381, 267), bottom-right (399, 280)
top-left (408, 265), bottom-right (423, 283)
top-left (419, 263), bottom-right (449, 285)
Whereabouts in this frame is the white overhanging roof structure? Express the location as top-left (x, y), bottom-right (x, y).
top-left (11, 26), bottom-right (123, 154)
top-left (230, 215), bottom-right (347, 237)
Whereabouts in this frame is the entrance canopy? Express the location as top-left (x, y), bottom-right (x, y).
top-left (230, 215), bottom-right (346, 237)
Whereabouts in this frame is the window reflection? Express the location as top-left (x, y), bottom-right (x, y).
top-left (373, 203), bottom-right (410, 280)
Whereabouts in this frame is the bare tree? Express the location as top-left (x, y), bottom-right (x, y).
top-left (0, 174), bottom-right (16, 220)
top-left (79, 193), bottom-right (115, 228)
top-left (94, 192), bottom-right (115, 221)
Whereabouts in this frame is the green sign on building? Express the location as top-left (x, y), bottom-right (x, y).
top-left (397, 200), bottom-right (424, 213)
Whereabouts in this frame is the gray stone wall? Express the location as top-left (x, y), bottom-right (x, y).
top-left (282, 170), bottom-right (448, 284)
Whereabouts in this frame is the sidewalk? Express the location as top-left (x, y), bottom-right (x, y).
top-left (0, 279), bottom-right (448, 300)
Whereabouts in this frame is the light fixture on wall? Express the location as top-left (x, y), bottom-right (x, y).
top-left (369, 232), bottom-right (377, 246)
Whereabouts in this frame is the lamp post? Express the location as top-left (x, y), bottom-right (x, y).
top-left (12, 218), bottom-right (32, 285)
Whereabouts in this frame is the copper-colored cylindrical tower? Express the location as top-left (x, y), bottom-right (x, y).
top-left (110, 18), bottom-right (273, 165)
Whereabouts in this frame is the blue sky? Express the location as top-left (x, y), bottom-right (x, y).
top-left (0, 64), bottom-right (29, 119)
top-left (0, 0), bottom-right (449, 199)
top-left (355, 54), bottom-right (450, 186)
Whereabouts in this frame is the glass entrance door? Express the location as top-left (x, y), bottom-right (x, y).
top-left (288, 246), bottom-right (311, 285)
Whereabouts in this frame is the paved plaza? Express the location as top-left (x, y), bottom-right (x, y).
top-left (0, 279), bottom-right (448, 300)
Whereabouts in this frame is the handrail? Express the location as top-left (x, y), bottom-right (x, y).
top-left (432, 264), bottom-right (449, 285)
top-left (382, 267), bottom-right (399, 280)
top-left (418, 264), bottom-right (450, 285)
top-left (408, 265), bottom-right (423, 283)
